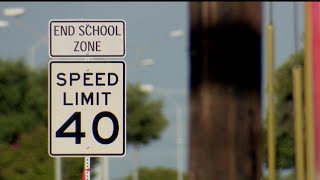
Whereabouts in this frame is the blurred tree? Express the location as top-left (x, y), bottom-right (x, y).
top-left (263, 49), bottom-right (304, 169)
top-left (0, 59), bottom-right (84, 179)
top-left (0, 126), bottom-right (54, 180)
top-left (126, 82), bottom-right (169, 180)
top-left (123, 166), bottom-right (188, 180)
top-left (0, 59), bottom-right (37, 144)
top-left (127, 83), bottom-right (169, 146)
top-left (62, 158), bottom-right (85, 180)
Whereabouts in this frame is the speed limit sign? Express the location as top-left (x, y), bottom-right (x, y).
top-left (48, 60), bottom-right (126, 157)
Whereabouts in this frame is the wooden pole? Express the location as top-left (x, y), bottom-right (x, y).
top-left (189, 2), bottom-right (262, 180)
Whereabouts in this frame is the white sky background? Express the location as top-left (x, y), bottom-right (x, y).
top-left (0, 2), bottom-right (305, 179)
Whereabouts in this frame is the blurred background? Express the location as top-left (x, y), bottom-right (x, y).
top-left (0, 2), bottom-right (189, 180)
top-left (0, 2), bottom-right (315, 180)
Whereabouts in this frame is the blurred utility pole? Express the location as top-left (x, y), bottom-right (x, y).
top-left (189, 2), bottom-right (262, 180)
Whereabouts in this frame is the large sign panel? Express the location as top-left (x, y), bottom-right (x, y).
top-left (49, 60), bottom-right (126, 157)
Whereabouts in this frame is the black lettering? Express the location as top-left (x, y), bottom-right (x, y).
top-left (84, 73), bottom-right (93, 86)
top-left (79, 25), bottom-right (85, 36)
top-left (96, 73), bottom-right (105, 86)
top-left (96, 41), bottom-right (101, 51)
top-left (61, 26), bottom-right (67, 36)
top-left (55, 112), bottom-right (85, 144)
top-left (75, 92), bottom-right (79, 105)
top-left (93, 25), bottom-right (99, 35)
top-left (108, 26), bottom-right (114, 35)
top-left (116, 26), bottom-right (121, 36)
top-left (57, 73), bottom-right (66, 86)
top-left (81, 92), bottom-right (93, 105)
top-left (54, 26), bottom-right (60, 36)
top-left (92, 111), bottom-right (119, 144)
top-left (70, 73), bottom-right (80, 86)
top-left (68, 26), bottom-right (75, 36)
top-left (96, 92), bottom-right (100, 105)
top-left (100, 26), bottom-right (107, 35)
top-left (88, 41), bottom-right (94, 51)
top-left (74, 41), bottom-right (101, 52)
top-left (63, 92), bottom-right (73, 105)
top-left (74, 41), bottom-right (79, 52)
top-left (85, 25), bottom-right (92, 36)
top-left (101, 92), bottom-right (111, 105)
top-left (108, 73), bottom-right (118, 86)
top-left (80, 41), bottom-right (87, 51)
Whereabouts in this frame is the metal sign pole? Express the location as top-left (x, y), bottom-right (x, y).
top-left (83, 156), bottom-right (91, 180)
top-left (84, 56), bottom-right (91, 180)
top-left (55, 157), bottom-right (62, 180)
top-left (102, 157), bottom-right (110, 180)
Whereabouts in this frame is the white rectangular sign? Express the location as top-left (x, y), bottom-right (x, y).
top-left (49, 60), bottom-right (126, 157)
top-left (49, 20), bottom-right (126, 58)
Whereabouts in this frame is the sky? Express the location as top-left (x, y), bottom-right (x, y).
top-left (0, 2), bottom-right (305, 180)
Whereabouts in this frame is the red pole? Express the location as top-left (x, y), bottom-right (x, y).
top-left (82, 169), bottom-right (85, 180)
top-left (312, 3), bottom-right (320, 179)
top-left (81, 167), bottom-right (90, 180)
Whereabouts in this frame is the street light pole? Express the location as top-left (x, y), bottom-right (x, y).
top-left (30, 35), bottom-right (47, 68)
top-left (101, 157), bottom-right (109, 180)
top-left (133, 46), bottom-right (143, 180)
top-left (160, 91), bottom-right (184, 180)
top-left (136, 48), bottom-right (142, 84)
top-left (132, 29), bottom-right (184, 180)
top-left (133, 144), bottom-right (139, 180)
top-left (140, 84), bottom-right (186, 180)
top-left (3, 7), bottom-right (47, 68)
top-left (176, 105), bottom-right (183, 180)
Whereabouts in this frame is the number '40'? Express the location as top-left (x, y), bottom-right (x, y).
top-left (55, 111), bottom-right (119, 144)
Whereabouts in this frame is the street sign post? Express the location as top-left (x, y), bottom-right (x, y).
top-left (49, 19), bottom-right (126, 58)
top-left (48, 19), bottom-right (126, 180)
top-left (48, 60), bottom-right (126, 157)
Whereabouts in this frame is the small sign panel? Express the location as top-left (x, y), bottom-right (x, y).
top-left (49, 20), bottom-right (126, 58)
top-left (49, 60), bottom-right (126, 157)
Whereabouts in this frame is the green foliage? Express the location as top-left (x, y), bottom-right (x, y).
top-left (0, 60), bottom-right (49, 144)
top-left (263, 49), bottom-right (304, 169)
top-left (127, 83), bottom-right (169, 146)
top-left (0, 59), bottom-right (32, 144)
top-left (275, 49), bottom-right (304, 106)
top-left (262, 171), bottom-right (295, 180)
top-left (0, 126), bottom-right (53, 180)
top-left (62, 158), bottom-right (84, 180)
top-left (123, 167), bottom-right (188, 180)
top-left (0, 59), bottom-right (84, 179)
